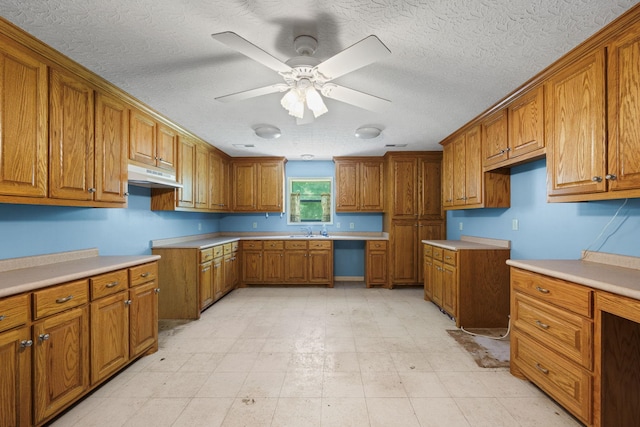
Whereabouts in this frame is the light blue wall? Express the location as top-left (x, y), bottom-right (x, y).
top-left (0, 186), bottom-right (221, 260)
top-left (446, 159), bottom-right (640, 260)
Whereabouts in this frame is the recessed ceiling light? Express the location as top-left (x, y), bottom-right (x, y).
top-left (254, 125), bottom-right (281, 139)
top-left (355, 126), bottom-right (382, 139)
top-left (301, 154), bottom-right (314, 161)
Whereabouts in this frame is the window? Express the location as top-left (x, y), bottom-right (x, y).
top-left (287, 177), bottom-right (333, 224)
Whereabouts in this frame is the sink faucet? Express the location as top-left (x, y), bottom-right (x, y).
top-left (301, 226), bottom-right (313, 236)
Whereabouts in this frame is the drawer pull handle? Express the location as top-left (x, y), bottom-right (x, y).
top-left (535, 363), bottom-right (549, 375)
top-left (535, 320), bottom-right (550, 330)
top-left (202, 267), bottom-right (210, 272)
top-left (20, 339), bottom-right (33, 349)
top-left (140, 272), bottom-right (150, 278)
top-left (106, 281), bottom-right (119, 288)
top-left (38, 333), bottom-right (50, 342)
top-left (56, 295), bottom-right (73, 304)
top-left (535, 286), bottom-right (549, 294)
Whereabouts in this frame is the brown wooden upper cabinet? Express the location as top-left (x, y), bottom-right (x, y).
top-left (231, 158), bottom-right (286, 212)
top-left (334, 157), bottom-right (384, 212)
top-left (482, 85), bottom-right (545, 171)
top-left (209, 149), bottom-right (230, 211)
top-left (442, 125), bottom-right (510, 210)
top-left (547, 20), bottom-right (640, 202)
top-left (129, 109), bottom-right (177, 173)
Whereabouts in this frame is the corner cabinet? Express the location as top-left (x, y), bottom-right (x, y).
top-left (334, 157), bottom-right (384, 212)
top-left (231, 157), bottom-right (286, 212)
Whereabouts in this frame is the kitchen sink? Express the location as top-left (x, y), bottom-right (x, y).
top-left (288, 235), bottom-right (328, 238)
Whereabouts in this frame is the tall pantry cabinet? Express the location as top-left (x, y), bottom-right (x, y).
top-left (384, 152), bottom-right (445, 287)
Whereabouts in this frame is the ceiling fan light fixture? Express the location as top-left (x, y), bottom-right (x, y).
top-left (281, 89), bottom-right (305, 119)
top-left (355, 126), bottom-right (382, 139)
top-left (305, 87), bottom-right (328, 118)
top-left (254, 125), bottom-right (281, 139)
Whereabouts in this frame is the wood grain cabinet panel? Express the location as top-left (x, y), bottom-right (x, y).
top-left (156, 123), bottom-right (177, 172)
top-left (0, 38), bottom-right (48, 199)
top-left (177, 135), bottom-right (196, 208)
top-left (129, 280), bottom-right (158, 358)
top-left (334, 157), bottom-right (384, 212)
top-left (366, 241), bottom-right (388, 288)
top-left (90, 291), bottom-right (129, 385)
top-left (231, 158), bottom-right (286, 212)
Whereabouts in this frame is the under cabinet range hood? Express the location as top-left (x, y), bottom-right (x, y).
top-left (127, 163), bottom-right (183, 189)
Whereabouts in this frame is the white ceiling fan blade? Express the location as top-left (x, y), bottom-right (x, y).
top-left (215, 84), bottom-right (288, 103)
top-left (315, 35), bottom-right (390, 81)
top-left (211, 31), bottom-right (292, 73)
top-left (321, 84), bottom-right (391, 112)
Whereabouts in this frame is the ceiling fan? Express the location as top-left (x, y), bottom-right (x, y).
top-left (211, 31), bottom-right (391, 123)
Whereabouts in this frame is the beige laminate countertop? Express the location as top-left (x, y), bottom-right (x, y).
top-left (422, 235), bottom-right (511, 251)
top-left (0, 248), bottom-right (160, 298)
top-left (507, 251), bottom-right (640, 301)
top-left (152, 232), bottom-right (389, 250)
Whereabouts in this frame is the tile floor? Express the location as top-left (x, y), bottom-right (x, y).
top-left (50, 283), bottom-right (582, 427)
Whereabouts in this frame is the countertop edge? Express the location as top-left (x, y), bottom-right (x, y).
top-left (422, 239), bottom-right (511, 251)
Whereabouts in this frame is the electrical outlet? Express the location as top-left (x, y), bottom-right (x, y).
top-left (349, 222), bottom-right (355, 229)
top-left (198, 222), bottom-right (202, 231)
top-left (512, 219), bottom-right (519, 231)
top-left (459, 222), bottom-right (463, 231)
top-left (252, 222), bottom-right (257, 229)
top-left (336, 222), bottom-right (341, 229)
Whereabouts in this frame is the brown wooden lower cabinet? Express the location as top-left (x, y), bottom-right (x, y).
top-left (365, 240), bottom-right (388, 287)
top-left (0, 260), bottom-right (159, 427)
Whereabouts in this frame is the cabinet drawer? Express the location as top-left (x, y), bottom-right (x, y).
top-left (423, 244), bottom-right (433, 257)
top-left (443, 249), bottom-right (457, 266)
top-left (264, 240), bottom-right (284, 250)
top-left (90, 269), bottom-right (128, 300)
top-left (511, 268), bottom-right (592, 317)
top-left (231, 241), bottom-right (239, 252)
top-left (242, 240), bottom-right (263, 250)
top-left (370, 241), bottom-right (388, 250)
top-left (223, 243), bottom-right (232, 254)
top-left (309, 240), bottom-right (331, 249)
top-left (213, 245), bottom-right (224, 258)
top-left (285, 241), bottom-right (307, 250)
top-left (513, 291), bottom-right (592, 369)
top-left (432, 246), bottom-right (443, 261)
top-left (0, 293), bottom-right (30, 332)
top-left (200, 248), bottom-right (214, 263)
top-left (33, 279), bottom-right (89, 319)
top-left (512, 333), bottom-right (592, 424)
top-left (129, 262), bottom-right (158, 287)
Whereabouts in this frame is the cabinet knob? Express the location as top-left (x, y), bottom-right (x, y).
top-left (605, 174), bottom-right (617, 181)
top-left (154, 288), bottom-right (161, 293)
top-left (20, 339), bottom-right (33, 349)
top-left (88, 188), bottom-right (96, 193)
top-left (140, 272), bottom-right (150, 278)
top-left (38, 333), bottom-right (50, 342)
top-left (124, 300), bottom-right (132, 306)
top-left (124, 192), bottom-right (130, 196)
top-left (591, 176), bottom-right (603, 182)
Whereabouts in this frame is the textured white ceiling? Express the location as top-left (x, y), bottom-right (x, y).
top-left (2, 1), bottom-right (638, 160)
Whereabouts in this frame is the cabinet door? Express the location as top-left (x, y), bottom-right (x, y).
top-left (94, 92), bottom-right (128, 203)
top-left (309, 249), bottom-right (332, 283)
top-left (195, 144), bottom-right (209, 209)
top-left (232, 162), bottom-right (256, 211)
top-left (285, 250), bottom-right (308, 283)
top-left (209, 150), bottom-right (229, 211)
top-left (417, 221), bottom-right (444, 283)
top-left (129, 109), bottom-right (156, 167)
top-left (0, 40), bottom-right (48, 198)
top-left (0, 325), bottom-right (31, 427)
top-left (257, 161), bottom-right (283, 211)
top-left (223, 254), bottom-right (234, 291)
top-left (442, 144), bottom-right (454, 207)
top-left (452, 135), bottom-right (466, 206)
top-left (263, 250), bottom-right (284, 283)
top-left (419, 156), bottom-right (443, 219)
top-left (360, 160), bottom-right (384, 211)
top-left (482, 109), bottom-right (509, 167)
top-left (390, 157), bottom-right (418, 217)
top-left (33, 306), bottom-right (89, 425)
top-left (366, 242), bottom-right (387, 287)
top-left (464, 125), bottom-right (482, 205)
top-left (508, 85), bottom-right (545, 159)
top-left (129, 281), bottom-right (158, 358)
top-left (335, 160), bottom-right (358, 211)
top-left (390, 220), bottom-right (418, 285)
top-left (49, 68), bottom-right (95, 201)
top-left (242, 250), bottom-right (262, 283)
top-left (608, 24), bottom-right (640, 192)
top-left (199, 261), bottom-right (213, 310)
top-left (432, 260), bottom-right (443, 306)
top-left (213, 257), bottom-right (224, 299)
top-left (423, 254), bottom-right (433, 300)
top-left (177, 136), bottom-right (195, 208)
top-left (90, 292), bottom-right (129, 384)
top-left (156, 124), bottom-right (177, 172)
top-left (442, 264), bottom-right (457, 317)
top-left (547, 49), bottom-right (606, 196)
